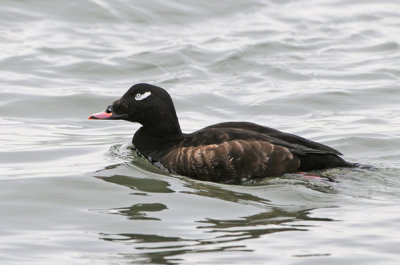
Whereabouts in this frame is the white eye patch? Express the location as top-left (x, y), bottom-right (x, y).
top-left (135, 91), bottom-right (151, 101)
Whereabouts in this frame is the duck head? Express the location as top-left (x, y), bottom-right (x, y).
top-left (89, 83), bottom-right (182, 136)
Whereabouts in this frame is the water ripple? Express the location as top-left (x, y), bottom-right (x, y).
top-left (1, 0), bottom-right (400, 264)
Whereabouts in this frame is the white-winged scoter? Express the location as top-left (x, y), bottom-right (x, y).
top-left (89, 83), bottom-right (354, 183)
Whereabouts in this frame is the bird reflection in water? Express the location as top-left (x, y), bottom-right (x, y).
top-left (94, 162), bottom-right (335, 265)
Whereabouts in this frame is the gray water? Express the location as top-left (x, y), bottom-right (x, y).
top-left (1, 0), bottom-right (400, 264)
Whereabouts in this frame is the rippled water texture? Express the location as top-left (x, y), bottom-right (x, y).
top-left (1, 0), bottom-right (400, 264)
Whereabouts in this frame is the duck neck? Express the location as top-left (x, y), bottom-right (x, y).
top-left (132, 119), bottom-right (184, 161)
top-left (141, 118), bottom-right (183, 138)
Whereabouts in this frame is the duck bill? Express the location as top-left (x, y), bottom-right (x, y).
top-left (89, 104), bottom-right (129, 120)
top-left (88, 112), bottom-right (128, 120)
top-left (88, 111), bottom-right (113, 120)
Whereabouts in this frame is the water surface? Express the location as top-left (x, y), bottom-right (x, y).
top-left (1, 0), bottom-right (400, 264)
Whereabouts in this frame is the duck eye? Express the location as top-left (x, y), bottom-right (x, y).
top-left (135, 91), bottom-right (152, 101)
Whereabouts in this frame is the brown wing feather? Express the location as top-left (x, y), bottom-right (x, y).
top-left (160, 140), bottom-right (300, 183)
top-left (190, 122), bottom-right (343, 155)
